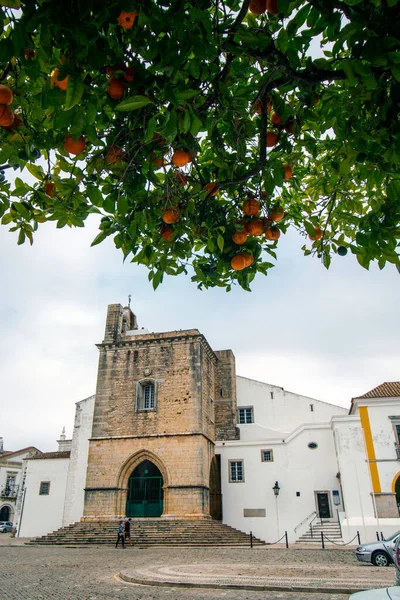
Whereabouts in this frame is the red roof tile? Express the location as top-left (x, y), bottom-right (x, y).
top-left (353, 382), bottom-right (400, 399)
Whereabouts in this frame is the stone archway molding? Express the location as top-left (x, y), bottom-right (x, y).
top-left (115, 449), bottom-right (169, 518)
top-left (391, 472), bottom-right (400, 493)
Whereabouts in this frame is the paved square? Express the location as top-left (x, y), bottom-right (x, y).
top-left (0, 542), bottom-right (395, 600)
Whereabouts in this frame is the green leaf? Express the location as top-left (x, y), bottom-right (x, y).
top-left (175, 89), bottom-right (199, 102)
top-left (162, 108), bottom-right (178, 143)
top-left (17, 229), bottom-right (25, 245)
top-left (87, 185), bottom-right (103, 207)
top-left (217, 234), bottom-right (224, 251)
top-left (1, 213), bottom-right (13, 225)
top-left (115, 96), bottom-right (153, 111)
top-left (26, 163), bottom-right (45, 180)
top-left (64, 78), bottom-right (85, 111)
top-left (91, 231), bottom-right (109, 246)
top-left (13, 202), bottom-right (30, 220)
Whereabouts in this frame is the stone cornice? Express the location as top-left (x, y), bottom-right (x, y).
top-left (96, 329), bottom-right (217, 361)
top-left (89, 431), bottom-right (215, 445)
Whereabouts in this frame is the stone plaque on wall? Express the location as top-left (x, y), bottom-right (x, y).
top-left (243, 508), bottom-right (266, 517)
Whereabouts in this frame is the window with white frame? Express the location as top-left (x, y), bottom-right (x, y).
top-left (261, 449), bottom-right (274, 462)
top-left (39, 481), bottom-right (50, 495)
top-left (229, 460), bottom-right (244, 482)
top-left (137, 379), bottom-right (156, 411)
top-left (238, 407), bottom-right (253, 424)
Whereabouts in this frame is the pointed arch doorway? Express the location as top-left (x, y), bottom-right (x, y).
top-left (126, 459), bottom-right (164, 517)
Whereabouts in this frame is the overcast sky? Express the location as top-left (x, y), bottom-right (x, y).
top-left (2, 213), bottom-right (399, 452)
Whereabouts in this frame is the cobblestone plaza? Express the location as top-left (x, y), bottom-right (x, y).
top-left (0, 539), bottom-right (396, 600)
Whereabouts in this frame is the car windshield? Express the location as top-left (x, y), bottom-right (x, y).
top-left (384, 531), bottom-right (400, 542)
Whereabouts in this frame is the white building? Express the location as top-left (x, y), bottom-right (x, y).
top-left (0, 439), bottom-right (40, 525)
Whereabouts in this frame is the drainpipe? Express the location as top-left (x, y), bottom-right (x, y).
top-left (16, 487), bottom-right (27, 538)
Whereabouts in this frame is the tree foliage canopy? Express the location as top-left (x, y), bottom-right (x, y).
top-left (0, 0), bottom-right (399, 290)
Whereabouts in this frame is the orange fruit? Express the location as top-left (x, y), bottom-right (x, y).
top-left (45, 182), bottom-right (56, 197)
top-left (172, 149), bottom-right (191, 167)
top-left (242, 198), bottom-right (259, 216)
top-left (255, 97), bottom-right (272, 115)
top-left (124, 66), bottom-right (136, 82)
top-left (232, 230), bottom-right (248, 245)
top-left (117, 11), bottom-right (139, 29)
top-left (244, 254), bottom-right (254, 267)
top-left (231, 254), bottom-right (248, 271)
top-left (174, 171), bottom-right (188, 186)
top-left (271, 112), bottom-right (282, 125)
top-left (260, 215), bottom-right (272, 229)
top-left (161, 226), bottom-right (174, 241)
top-left (152, 154), bottom-right (163, 168)
top-left (283, 163), bottom-right (292, 181)
top-left (64, 134), bottom-right (86, 155)
top-left (2, 112), bottom-right (22, 131)
top-left (0, 105), bottom-right (14, 127)
top-left (204, 182), bottom-right (218, 196)
top-left (249, 0), bottom-right (266, 14)
top-left (266, 132), bottom-right (279, 147)
top-left (270, 207), bottom-right (284, 222)
top-left (0, 84), bottom-right (13, 105)
top-left (266, 0), bottom-right (279, 14)
top-left (105, 146), bottom-right (124, 163)
top-left (284, 119), bottom-right (294, 134)
top-left (247, 219), bottom-right (264, 236)
top-left (309, 227), bottom-right (322, 241)
top-left (162, 208), bottom-right (179, 224)
top-left (51, 68), bottom-right (69, 91)
top-left (265, 226), bottom-right (281, 240)
top-left (153, 133), bottom-right (167, 146)
top-left (107, 78), bottom-right (125, 100)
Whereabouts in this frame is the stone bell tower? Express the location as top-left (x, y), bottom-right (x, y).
top-left (82, 304), bottom-right (239, 522)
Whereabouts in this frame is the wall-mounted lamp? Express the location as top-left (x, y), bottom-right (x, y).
top-left (272, 481), bottom-right (280, 497)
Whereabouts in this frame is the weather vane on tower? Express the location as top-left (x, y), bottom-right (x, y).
top-left (128, 294), bottom-right (132, 308)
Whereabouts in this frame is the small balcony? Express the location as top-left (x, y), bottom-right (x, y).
top-left (395, 443), bottom-right (400, 459)
top-left (0, 484), bottom-right (19, 498)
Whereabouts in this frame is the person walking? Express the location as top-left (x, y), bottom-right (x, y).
top-left (116, 520), bottom-right (125, 548)
top-left (124, 518), bottom-right (132, 545)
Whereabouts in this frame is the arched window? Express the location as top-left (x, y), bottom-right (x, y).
top-left (136, 379), bottom-right (156, 411)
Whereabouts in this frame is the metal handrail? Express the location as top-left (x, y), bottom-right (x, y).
top-left (294, 510), bottom-right (317, 533)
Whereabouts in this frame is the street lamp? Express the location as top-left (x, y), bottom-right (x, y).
top-left (272, 481), bottom-right (280, 539)
top-left (272, 481), bottom-right (280, 496)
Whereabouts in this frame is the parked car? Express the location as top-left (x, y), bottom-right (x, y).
top-left (356, 531), bottom-right (400, 566)
top-left (350, 588), bottom-right (400, 600)
top-left (0, 521), bottom-right (13, 533)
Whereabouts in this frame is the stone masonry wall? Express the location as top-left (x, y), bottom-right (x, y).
top-left (214, 350), bottom-right (240, 441)
top-left (85, 308), bottom-right (220, 520)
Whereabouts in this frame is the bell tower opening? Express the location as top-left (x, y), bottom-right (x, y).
top-left (126, 460), bottom-right (164, 517)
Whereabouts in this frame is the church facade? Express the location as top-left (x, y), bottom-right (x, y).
top-left (14, 304), bottom-right (400, 543)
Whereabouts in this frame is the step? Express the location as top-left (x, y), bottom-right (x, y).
top-left (28, 519), bottom-right (265, 547)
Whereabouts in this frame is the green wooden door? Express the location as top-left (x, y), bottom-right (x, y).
top-left (126, 460), bottom-right (163, 517)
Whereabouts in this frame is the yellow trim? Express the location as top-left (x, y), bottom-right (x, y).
top-left (359, 406), bottom-right (381, 493)
top-left (392, 473), bottom-right (400, 493)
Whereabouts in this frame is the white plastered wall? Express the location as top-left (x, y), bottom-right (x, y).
top-left (218, 376), bottom-right (347, 543)
top-left (62, 395), bottom-right (95, 526)
top-left (18, 457), bottom-right (70, 537)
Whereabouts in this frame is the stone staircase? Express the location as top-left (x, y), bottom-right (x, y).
top-left (28, 519), bottom-right (265, 547)
top-left (296, 521), bottom-right (343, 545)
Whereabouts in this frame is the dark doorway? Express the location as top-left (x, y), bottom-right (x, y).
top-left (395, 476), bottom-right (400, 515)
top-left (126, 460), bottom-right (163, 517)
top-left (0, 506), bottom-right (10, 521)
top-left (317, 492), bottom-right (331, 518)
top-left (209, 455), bottom-right (222, 520)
